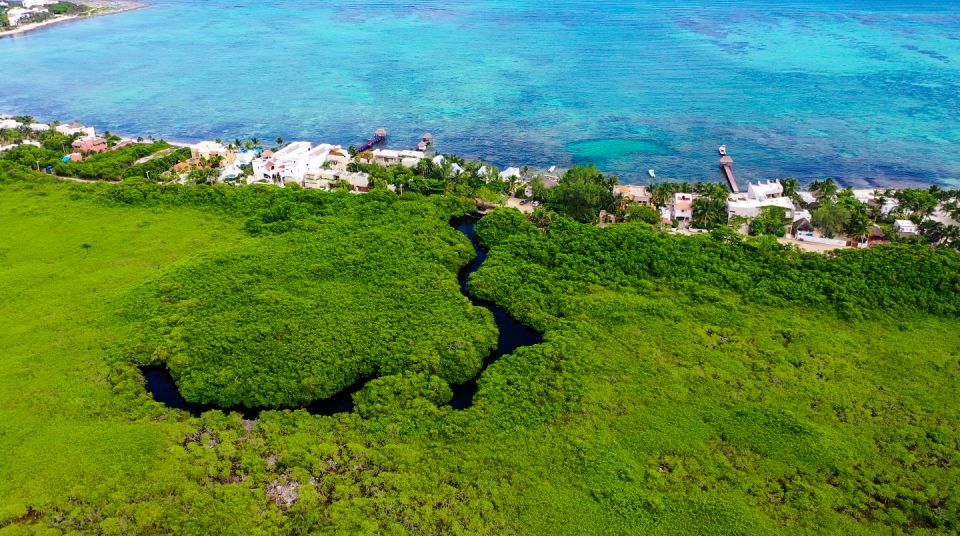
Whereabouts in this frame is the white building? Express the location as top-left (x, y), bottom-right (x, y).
top-left (893, 219), bottom-right (918, 236)
top-left (746, 180), bottom-right (784, 201)
top-left (671, 193), bottom-right (694, 220)
top-left (218, 164), bottom-right (242, 182)
top-left (727, 196), bottom-right (795, 219)
top-left (615, 185), bottom-right (652, 206)
top-left (727, 180), bottom-right (796, 220)
top-left (371, 149), bottom-right (424, 168)
top-left (22, 0), bottom-right (57, 7)
top-left (0, 119), bottom-right (22, 130)
top-left (7, 7), bottom-right (47, 26)
top-left (302, 169), bottom-right (370, 192)
top-left (252, 141), bottom-right (312, 182)
top-left (500, 167), bottom-right (522, 180)
top-left (27, 123), bottom-right (49, 132)
top-left (55, 122), bottom-right (95, 137)
top-left (234, 149), bottom-right (259, 166)
top-left (190, 141), bottom-right (230, 161)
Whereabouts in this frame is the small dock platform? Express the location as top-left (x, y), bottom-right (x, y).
top-left (719, 149), bottom-right (739, 193)
top-left (358, 128), bottom-right (388, 153)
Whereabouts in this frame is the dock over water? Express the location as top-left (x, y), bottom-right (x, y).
top-left (719, 149), bottom-right (739, 193)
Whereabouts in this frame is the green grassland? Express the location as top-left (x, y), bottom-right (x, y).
top-left (0, 167), bottom-right (958, 534)
top-left (0, 172), bottom-right (248, 526)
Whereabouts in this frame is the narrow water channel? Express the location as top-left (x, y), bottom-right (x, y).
top-left (141, 215), bottom-right (543, 418)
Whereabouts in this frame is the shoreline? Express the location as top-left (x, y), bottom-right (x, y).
top-left (0, 1), bottom-right (149, 39)
top-left (0, 114), bottom-right (947, 191)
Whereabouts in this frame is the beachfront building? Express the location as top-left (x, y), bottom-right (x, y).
top-left (0, 119), bottom-right (22, 130)
top-left (28, 123), bottom-right (49, 132)
top-left (615, 185), bottom-right (652, 206)
top-left (7, 7), bottom-right (48, 26)
top-left (55, 121), bottom-right (95, 137)
top-left (671, 193), bottom-right (694, 221)
top-left (371, 149), bottom-right (424, 168)
top-left (22, 0), bottom-right (58, 8)
top-left (727, 196), bottom-right (795, 219)
top-left (302, 144), bottom-right (351, 176)
top-left (190, 141), bottom-right (234, 164)
top-left (500, 167), bottom-right (522, 180)
top-left (747, 180), bottom-right (784, 201)
top-left (894, 219), bottom-right (919, 236)
top-left (218, 163), bottom-right (243, 182)
top-left (71, 136), bottom-right (108, 153)
top-left (301, 170), bottom-right (371, 192)
top-left (251, 141), bottom-right (312, 183)
top-left (727, 180), bottom-right (796, 220)
top-left (234, 148), bottom-right (262, 166)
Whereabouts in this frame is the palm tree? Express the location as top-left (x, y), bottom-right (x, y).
top-left (251, 137), bottom-right (260, 147)
top-left (810, 178), bottom-right (838, 201)
top-left (276, 137), bottom-right (284, 147)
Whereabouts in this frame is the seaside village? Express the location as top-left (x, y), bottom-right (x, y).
top-left (0, 0), bottom-right (82, 29)
top-left (2, 115), bottom-right (959, 252)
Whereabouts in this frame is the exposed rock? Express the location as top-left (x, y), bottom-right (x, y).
top-left (266, 477), bottom-right (299, 509)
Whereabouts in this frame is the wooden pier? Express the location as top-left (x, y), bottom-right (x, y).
top-left (358, 128), bottom-right (388, 153)
top-left (415, 133), bottom-right (433, 152)
top-left (719, 147), bottom-right (739, 193)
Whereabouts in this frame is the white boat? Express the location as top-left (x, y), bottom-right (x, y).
top-left (648, 169), bottom-right (656, 178)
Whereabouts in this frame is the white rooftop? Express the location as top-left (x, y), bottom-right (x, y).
top-left (273, 141), bottom-right (312, 161)
top-left (191, 141), bottom-right (227, 153)
top-left (500, 167), bottom-right (521, 179)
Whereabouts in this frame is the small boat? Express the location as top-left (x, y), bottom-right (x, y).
top-left (648, 169), bottom-right (656, 178)
top-left (718, 144), bottom-right (727, 156)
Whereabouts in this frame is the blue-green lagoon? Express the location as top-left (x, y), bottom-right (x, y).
top-left (2, 0), bottom-right (959, 186)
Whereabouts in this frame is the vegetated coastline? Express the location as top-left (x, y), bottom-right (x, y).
top-left (1, 161), bottom-right (959, 533)
top-left (0, 1), bottom-right (147, 39)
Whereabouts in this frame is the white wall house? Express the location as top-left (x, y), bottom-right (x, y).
top-left (7, 7), bottom-right (47, 26)
top-left (727, 196), bottom-right (795, 219)
top-left (894, 219), bottom-right (918, 236)
top-left (235, 150), bottom-right (259, 166)
top-left (0, 119), bottom-right (22, 130)
top-left (253, 141), bottom-right (312, 183)
top-left (55, 122), bottom-right (95, 137)
top-left (747, 180), bottom-right (784, 201)
top-left (727, 180), bottom-right (796, 220)
top-left (372, 149), bottom-right (424, 168)
top-left (671, 192), bottom-right (694, 220)
top-left (22, 0), bottom-right (58, 8)
top-left (500, 167), bottom-right (521, 180)
top-left (191, 141), bottom-right (230, 161)
top-left (302, 169), bottom-right (370, 192)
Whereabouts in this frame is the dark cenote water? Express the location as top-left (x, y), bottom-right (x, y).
top-left (2, 0), bottom-right (960, 187)
top-left (141, 217), bottom-right (543, 418)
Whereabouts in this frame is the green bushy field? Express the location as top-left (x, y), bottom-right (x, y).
top-left (0, 166), bottom-right (957, 534)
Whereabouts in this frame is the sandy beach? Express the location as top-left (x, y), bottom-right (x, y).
top-left (0, 1), bottom-right (147, 39)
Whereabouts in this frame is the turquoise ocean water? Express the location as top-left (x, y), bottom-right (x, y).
top-left (2, 0), bottom-right (959, 186)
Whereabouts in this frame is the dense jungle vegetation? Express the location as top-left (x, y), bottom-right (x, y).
top-left (0, 162), bottom-right (958, 534)
top-left (118, 191), bottom-right (497, 408)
